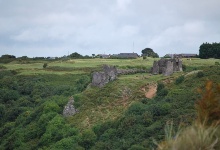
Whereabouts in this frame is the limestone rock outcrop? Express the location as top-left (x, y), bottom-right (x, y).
top-left (63, 97), bottom-right (78, 117)
top-left (151, 58), bottom-right (182, 76)
top-left (92, 65), bottom-right (117, 87)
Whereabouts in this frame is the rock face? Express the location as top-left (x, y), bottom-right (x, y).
top-left (92, 65), bottom-right (118, 87)
top-left (151, 58), bottom-right (182, 76)
top-left (63, 97), bottom-right (78, 117)
top-left (152, 61), bottom-right (160, 75)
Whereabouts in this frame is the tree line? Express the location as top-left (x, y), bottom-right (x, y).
top-left (199, 42), bottom-right (220, 59)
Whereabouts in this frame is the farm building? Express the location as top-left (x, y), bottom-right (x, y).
top-left (165, 53), bottom-right (197, 58)
top-left (98, 54), bottom-right (110, 58)
top-left (117, 53), bottom-right (139, 58)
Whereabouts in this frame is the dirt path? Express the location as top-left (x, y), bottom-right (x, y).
top-left (142, 84), bottom-right (157, 99)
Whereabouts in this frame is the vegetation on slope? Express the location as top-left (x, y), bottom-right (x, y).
top-left (0, 58), bottom-right (219, 149)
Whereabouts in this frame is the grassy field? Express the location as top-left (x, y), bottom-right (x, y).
top-left (2, 57), bottom-right (219, 75)
top-left (1, 57), bottom-right (157, 75)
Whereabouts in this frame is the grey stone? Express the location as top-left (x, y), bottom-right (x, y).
top-left (152, 61), bottom-right (160, 74)
top-left (63, 97), bottom-right (78, 117)
top-left (163, 61), bottom-right (174, 76)
top-left (92, 65), bottom-right (118, 87)
top-left (151, 58), bottom-right (182, 76)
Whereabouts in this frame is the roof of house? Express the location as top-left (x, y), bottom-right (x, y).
top-left (180, 53), bottom-right (197, 57)
top-left (117, 53), bottom-right (139, 58)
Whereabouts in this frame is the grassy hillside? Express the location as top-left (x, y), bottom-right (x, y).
top-left (0, 57), bottom-right (219, 149)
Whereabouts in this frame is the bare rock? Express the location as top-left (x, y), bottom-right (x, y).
top-left (152, 61), bottom-right (160, 74)
top-left (151, 58), bottom-right (182, 76)
top-left (163, 60), bottom-right (174, 76)
top-left (92, 65), bottom-right (117, 87)
top-left (63, 97), bottom-right (78, 117)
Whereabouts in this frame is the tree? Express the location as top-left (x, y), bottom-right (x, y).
top-left (1, 54), bottom-right (16, 59)
top-left (141, 48), bottom-right (159, 58)
top-left (92, 54), bottom-right (95, 58)
top-left (199, 42), bottom-right (220, 59)
top-left (69, 52), bottom-right (83, 59)
top-left (43, 63), bottom-right (48, 68)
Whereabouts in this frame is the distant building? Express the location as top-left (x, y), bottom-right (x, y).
top-left (47, 57), bottom-right (56, 60)
top-left (165, 53), bottom-right (197, 58)
top-left (179, 53), bottom-right (198, 58)
top-left (164, 54), bottom-right (173, 58)
top-left (117, 53), bottom-right (139, 58)
top-left (98, 54), bottom-right (110, 59)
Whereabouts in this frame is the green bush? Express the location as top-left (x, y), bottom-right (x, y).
top-left (157, 88), bottom-right (168, 97)
top-left (129, 144), bottom-right (145, 150)
top-left (182, 64), bottom-right (186, 71)
top-left (141, 98), bottom-right (149, 104)
top-left (79, 129), bottom-right (97, 149)
top-left (197, 71), bottom-right (204, 78)
top-left (157, 82), bottom-right (165, 94)
top-left (125, 102), bottom-right (148, 116)
top-left (215, 62), bottom-right (220, 66)
top-left (43, 63), bottom-right (48, 68)
top-left (0, 70), bottom-right (13, 79)
top-left (0, 65), bottom-right (7, 69)
top-left (175, 75), bottom-right (185, 85)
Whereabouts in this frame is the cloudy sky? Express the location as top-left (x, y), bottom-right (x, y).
top-left (0, 0), bottom-right (220, 57)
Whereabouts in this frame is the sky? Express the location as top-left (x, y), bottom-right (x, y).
top-left (0, 0), bottom-right (220, 57)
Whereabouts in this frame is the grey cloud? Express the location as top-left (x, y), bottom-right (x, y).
top-left (0, 0), bottom-right (220, 57)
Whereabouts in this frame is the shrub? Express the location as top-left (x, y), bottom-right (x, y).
top-left (141, 98), bottom-right (149, 104)
top-left (125, 102), bottom-right (148, 116)
top-left (157, 89), bottom-right (168, 97)
top-left (0, 65), bottom-right (7, 69)
top-left (43, 63), bottom-right (48, 68)
top-left (175, 75), bottom-right (184, 85)
top-left (182, 64), bottom-right (186, 71)
top-left (129, 144), bottom-right (145, 150)
top-left (197, 71), bottom-right (204, 78)
top-left (79, 129), bottom-right (97, 149)
top-left (157, 82), bottom-right (165, 94)
top-left (215, 62), bottom-right (220, 66)
top-left (143, 56), bottom-right (146, 60)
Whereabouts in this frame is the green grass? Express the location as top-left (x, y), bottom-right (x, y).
top-left (1, 57), bottom-right (219, 75)
top-left (67, 72), bottom-right (171, 131)
top-left (1, 58), bottom-right (157, 75)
